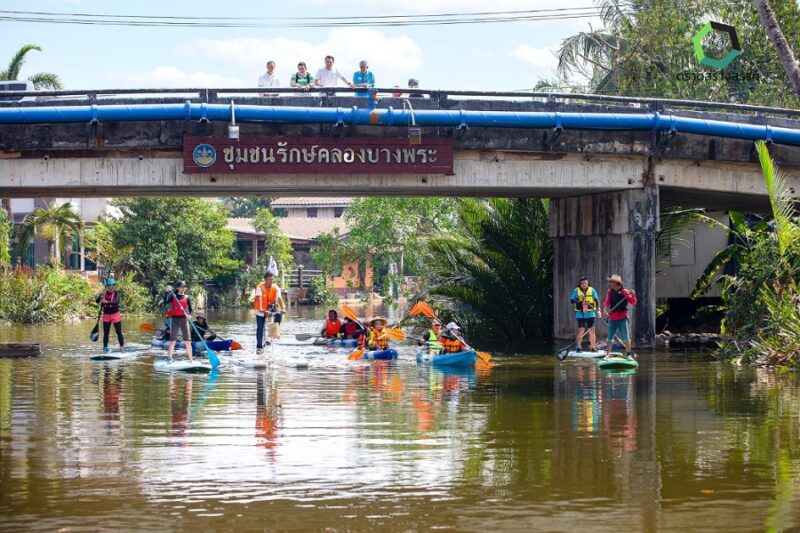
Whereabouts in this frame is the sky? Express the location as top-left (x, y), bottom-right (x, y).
top-left (0, 0), bottom-right (603, 92)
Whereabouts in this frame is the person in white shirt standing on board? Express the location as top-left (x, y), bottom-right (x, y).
top-left (257, 60), bottom-right (280, 95)
top-left (314, 55), bottom-right (353, 89)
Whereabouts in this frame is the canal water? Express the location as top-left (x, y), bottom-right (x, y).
top-left (1, 308), bottom-right (799, 532)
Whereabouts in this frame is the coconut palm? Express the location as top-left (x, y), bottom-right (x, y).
top-left (15, 201), bottom-right (83, 266)
top-left (0, 44), bottom-right (62, 89)
top-left (418, 197), bottom-right (553, 342)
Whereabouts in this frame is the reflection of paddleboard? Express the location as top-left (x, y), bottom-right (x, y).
top-left (566, 350), bottom-right (607, 359)
top-left (235, 358), bottom-right (270, 369)
top-left (154, 359), bottom-right (213, 373)
top-left (597, 354), bottom-right (638, 370)
top-left (282, 357), bottom-right (309, 369)
top-left (90, 350), bottom-right (140, 361)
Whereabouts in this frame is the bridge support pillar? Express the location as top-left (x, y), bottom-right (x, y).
top-left (550, 186), bottom-right (658, 347)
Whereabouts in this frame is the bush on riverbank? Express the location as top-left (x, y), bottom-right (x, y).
top-left (0, 266), bottom-right (94, 323)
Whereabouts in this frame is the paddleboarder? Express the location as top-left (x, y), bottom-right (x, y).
top-left (254, 271), bottom-right (286, 354)
top-left (570, 277), bottom-right (601, 353)
top-left (95, 278), bottom-right (124, 353)
top-left (603, 274), bottom-right (637, 359)
top-left (164, 281), bottom-right (194, 362)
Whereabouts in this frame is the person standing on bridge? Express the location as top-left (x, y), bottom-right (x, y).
top-left (314, 55), bottom-right (353, 89)
top-left (352, 60), bottom-right (375, 98)
top-left (570, 277), bottom-right (601, 353)
top-left (290, 62), bottom-right (314, 91)
top-left (254, 271), bottom-right (286, 354)
top-left (603, 274), bottom-right (637, 359)
top-left (258, 60), bottom-right (280, 95)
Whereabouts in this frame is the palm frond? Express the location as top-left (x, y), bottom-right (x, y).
top-left (757, 140), bottom-right (800, 260)
top-left (1, 44), bottom-right (42, 81)
top-left (27, 72), bottom-right (62, 90)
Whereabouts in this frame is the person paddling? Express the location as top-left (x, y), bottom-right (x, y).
top-left (440, 322), bottom-right (467, 354)
top-left (321, 309), bottom-right (343, 339)
top-left (254, 271), bottom-right (286, 354)
top-left (342, 317), bottom-right (363, 340)
top-left (367, 316), bottom-right (390, 351)
top-left (96, 278), bottom-right (124, 353)
top-left (570, 277), bottom-right (601, 352)
top-left (164, 281), bottom-right (194, 362)
top-left (191, 312), bottom-right (217, 343)
top-left (603, 274), bottom-right (637, 359)
top-left (417, 319), bottom-right (443, 355)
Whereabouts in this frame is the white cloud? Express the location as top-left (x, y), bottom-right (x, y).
top-left (509, 44), bottom-right (558, 79)
top-left (172, 28), bottom-right (422, 87)
top-left (105, 66), bottom-right (243, 89)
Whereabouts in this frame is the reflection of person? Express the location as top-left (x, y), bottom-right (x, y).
top-left (352, 60), bottom-right (375, 97)
top-left (164, 281), bottom-right (194, 362)
top-left (604, 274), bottom-right (637, 358)
top-left (254, 271), bottom-right (285, 354)
top-left (255, 373), bottom-right (280, 454)
top-left (170, 376), bottom-right (193, 444)
top-left (571, 277), bottom-right (601, 352)
top-left (96, 278), bottom-right (124, 352)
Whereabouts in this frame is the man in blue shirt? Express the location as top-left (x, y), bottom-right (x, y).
top-left (570, 277), bottom-right (602, 352)
top-left (352, 60), bottom-right (375, 97)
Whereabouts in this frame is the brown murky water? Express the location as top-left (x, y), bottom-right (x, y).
top-left (1, 308), bottom-right (799, 531)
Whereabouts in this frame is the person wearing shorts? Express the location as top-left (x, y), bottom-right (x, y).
top-left (604, 274), bottom-right (638, 358)
top-left (164, 281), bottom-right (194, 362)
top-left (570, 277), bottom-right (601, 352)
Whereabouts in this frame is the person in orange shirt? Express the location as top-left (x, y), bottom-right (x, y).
top-left (254, 271), bottom-right (286, 354)
top-left (320, 309), bottom-right (343, 339)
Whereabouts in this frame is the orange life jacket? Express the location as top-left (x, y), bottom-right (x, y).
top-left (369, 327), bottom-right (389, 350)
top-left (440, 336), bottom-right (464, 354)
top-left (254, 282), bottom-right (279, 312)
top-left (324, 319), bottom-right (342, 337)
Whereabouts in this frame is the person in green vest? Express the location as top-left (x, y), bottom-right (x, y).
top-left (570, 277), bottom-right (601, 352)
top-left (417, 319), bottom-right (443, 355)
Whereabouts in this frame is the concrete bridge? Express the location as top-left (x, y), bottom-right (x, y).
top-left (2, 88), bottom-right (800, 345)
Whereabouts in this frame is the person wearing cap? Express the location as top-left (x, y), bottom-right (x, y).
top-left (440, 322), bottom-right (467, 354)
top-left (254, 271), bottom-right (286, 354)
top-left (603, 274), bottom-right (637, 358)
top-left (164, 281), bottom-right (194, 362)
top-left (191, 312), bottom-right (217, 343)
top-left (417, 319), bottom-right (444, 355)
top-left (367, 316), bottom-right (390, 351)
top-left (95, 278), bottom-right (124, 352)
top-left (570, 277), bottom-right (601, 352)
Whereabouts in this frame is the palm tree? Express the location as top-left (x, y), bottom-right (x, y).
top-left (16, 201), bottom-right (83, 266)
top-left (0, 44), bottom-right (62, 89)
top-left (752, 0), bottom-right (800, 98)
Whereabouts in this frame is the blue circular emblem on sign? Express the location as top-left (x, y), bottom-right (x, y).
top-left (192, 144), bottom-right (216, 168)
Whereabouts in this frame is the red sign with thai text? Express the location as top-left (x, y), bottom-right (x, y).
top-left (183, 136), bottom-right (454, 175)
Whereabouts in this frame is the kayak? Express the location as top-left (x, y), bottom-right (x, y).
top-left (566, 349), bottom-right (607, 359)
top-left (597, 354), bottom-right (639, 370)
top-left (327, 338), bottom-right (358, 348)
top-left (362, 349), bottom-right (398, 360)
top-left (153, 359), bottom-right (213, 373)
top-left (416, 350), bottom-right (477, 368)
top-left (150, 338), bottom-right (233, 352)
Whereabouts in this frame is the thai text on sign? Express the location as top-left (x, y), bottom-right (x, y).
top-left (183, 136), bottom-right (454, 174)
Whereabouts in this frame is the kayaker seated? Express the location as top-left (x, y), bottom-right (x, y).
top-left (417, 320), bottom-right (443, 355)
top-left (321, 309), bottom-right (343, 339)
top-left (342, 317), bottom-right (363, 339)
top-left (191, 312), bottom-right (217, 343)
top-left (156, 323), bottom-right (171, 341)
top-left (440, 322), bottom-right (466, 354)
top-left (367, 316), bottom-right (390, 351)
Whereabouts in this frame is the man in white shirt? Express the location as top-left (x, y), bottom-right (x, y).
top-left (314, 55), bottom-right (353, 88)
top-left (258, 61), bottom-right (279, 95)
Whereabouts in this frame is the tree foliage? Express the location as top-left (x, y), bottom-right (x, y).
top-left (224, 197), bottom-right (272, 217)
top-left (0, 207), bottom-right (10, 268)
top-left (252, 207), bottom-right (294, 273)
top-left (96, 198), bottom-right (238, 297)
top-left (15, 201), bottom-right (83, 265)
top-left (1, 44), bottom-right (63, 89)
top-left (418, 198), bottom-right (553, 343)
top-left (557, 0), bottom-right (800, 106)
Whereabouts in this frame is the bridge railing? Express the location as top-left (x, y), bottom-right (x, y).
top-left (2, 87), bottom-right (800, 119)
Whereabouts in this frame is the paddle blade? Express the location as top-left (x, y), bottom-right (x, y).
top-left (384, 328), bottom-right (406, 340)
top-left (206, 348), bottom-right (221, 368)
top-left (90, 331), bottom-right (99, 342)
top-left (340, 305), bottom-right (359, 322)
top-left (417, 301), bottom-right (437, 319)
top-left (347, 349), bottom-right (365, 360)
top-left (230, 341), bottom-right (243, 350)
top-left (295, 333), bottom-right (315, 341)
top-left (138, 323), bottom-right (154, 331)
top-left (555, 346), bottom-right (571, 361)
top-left (409, 301), bottom-right (425, 316)
top-left (476, 357), bottom-right (495, 368)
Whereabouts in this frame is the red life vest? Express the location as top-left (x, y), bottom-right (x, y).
top-left (344, 322), bottom-right (359, 338)
top-left (167, 295), bottom-right (189, 318)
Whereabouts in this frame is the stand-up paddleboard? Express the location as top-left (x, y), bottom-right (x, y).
top-left (596, 354), bottom-right (639, 370)
top-left (89, 349), bottom-right (142, 361)
top-left (566, 349), bottom-right (607, 359)
top-left (154, 359), bottom-right (213, 373)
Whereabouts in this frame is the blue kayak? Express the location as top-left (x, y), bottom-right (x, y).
top-left (150, 338), bottom-right (233, 352)
top-left (416, 350), bottom-right (477, 368)
top-left (362, 349), bottom-right (398, 360)
top-left (328, 338), bottom-right (359, 348)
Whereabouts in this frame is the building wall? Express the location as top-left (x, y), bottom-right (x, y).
top-left (286, 206), bottom-right (337, 218)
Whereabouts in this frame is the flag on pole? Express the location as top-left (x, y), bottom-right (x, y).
top-left (267, 256), bottom-right (278, 277)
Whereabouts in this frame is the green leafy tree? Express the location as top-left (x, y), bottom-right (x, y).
top-left (0, 207), bottom-right (10, 268)
top-left (97, 198), bottom-right (238, 297)
top-left (15, 201), bottom-right (83, 266)
top-left (310, 227), bottom-right (351, 279)
top-left (223, 197), bottom-right (272, 218)
top-left (1, 44), bottom-right (62, 89)
top-left (419, 198), bottom-right (553, 342)
top-left (252, 207), bottom-right (293, 274)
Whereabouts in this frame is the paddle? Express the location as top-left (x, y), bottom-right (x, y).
top-left (295, 333), bottom-right (316, 341)
top-left (168, 289), bottom-right (221, 369)
top-left (339, 305), bottom-right (376, 360)
top-left (410, 301), bottom-right (494, 368)
top-left (556, 287), bottom-right (631, 360)
top-left (202, 325), bottom-right (243, 350)
top-left (89, 304), bottom-right (102, 342)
